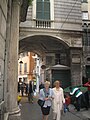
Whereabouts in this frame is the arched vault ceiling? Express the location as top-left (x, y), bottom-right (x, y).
top-left (19, 35), bottom-right (69, 54)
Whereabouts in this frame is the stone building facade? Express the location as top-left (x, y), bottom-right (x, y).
top-left (20, 0), bottom-right (83, 86)
top-left (0, 0), bottom-right (7, 104)
top-left (0, 0), bottom-right (9, 119)
top-left (82, 0), bottom-right (90, 81)
top-left (0, 0), bottom-right (88, 120)
top-left (18, 52), bottom-right (35, 82)
top-left (0, 0), bottom-right (27, 120)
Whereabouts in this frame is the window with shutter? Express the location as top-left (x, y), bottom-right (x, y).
top-left (20, 64), bottom-right (22, 74)
top-left (24, 63), bottom-right (27, 73)
top-left (36, 0), bottom-right (50, 20)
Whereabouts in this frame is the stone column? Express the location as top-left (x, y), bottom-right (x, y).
top-left (6, 0), bottom-right (21, 120)
top-left (70, 48), bottom-right (82, 86)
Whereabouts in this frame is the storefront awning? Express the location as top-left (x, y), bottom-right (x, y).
top-left (46, 64), bottom-right (70, 70)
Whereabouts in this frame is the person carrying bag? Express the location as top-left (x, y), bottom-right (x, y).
top-left (38, 81), bottom-right (53, 120)
top-left (38, 96), bottom-right (45, 107)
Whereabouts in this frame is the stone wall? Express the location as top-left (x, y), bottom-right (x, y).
top-left (54, 0), bottom-right (82, 30)
top-left (0, 0), bottom-right (21, 120)
top-left (0, 0), bottom-right (7, 102)
top-left (70, 48), bottom-right (82, 86)
top-left (88, 0), bottom-right (90, 20)
top-left (54, 0), bottom-right (81, 23)
top-left (5, 0), bottom-right (21, 119)
top-left (20, 0), bottom-right (82, 31)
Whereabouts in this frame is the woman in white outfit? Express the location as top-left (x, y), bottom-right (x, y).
top-left (52, 81), bottom-right (65, 120)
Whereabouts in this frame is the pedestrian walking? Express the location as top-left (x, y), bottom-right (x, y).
top-left (18, 81), bottom-right (21, 93)
top-left (25, 83), bottom-right (28, 96)
top-left (17, 94), bottom-right (22, 107)
top-left (18, 79), bottom-right (22, 95)
top-left (28, 80), bottom-right (34, 103)
top-left (39, 82), bottom-right (44, 91)
top-left (39, 81), bottom-right (53, 120)
top-left (33, 78), bottom-right (37, 91)
top-left (21, 82), bottom-right (25, 96)
top-left (52, 80), bottom-right (65, 120)
top-left (69, 86), bottom-right (88, 111)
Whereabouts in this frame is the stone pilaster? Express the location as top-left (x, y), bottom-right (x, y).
top-left (6, 0), bottom-right (21, 120)
top-left (70, 48), bottom-right (82, 86)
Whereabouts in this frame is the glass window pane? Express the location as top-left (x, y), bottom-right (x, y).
top-left (44, 12), bottom-right (50, 19)
top-left (44, 2), bottom-right (50, 11)
top-left (44, 2), bottom-right (50, 19)
top-left (36, 1), bottom-right (43, 19)
top-left (20, 64), bottom-right (22, 74)
top-left (24, 63), bottom-right (27, 73)
top-left (37, 2), bottom-right (42, 11)
top-left (82, 12), bottom-right (88, 20)
top-left (36, 12), bottom-right (43, 19)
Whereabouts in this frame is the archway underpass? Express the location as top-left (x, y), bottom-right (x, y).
top-left (19, 35), bottom-right (72, 90)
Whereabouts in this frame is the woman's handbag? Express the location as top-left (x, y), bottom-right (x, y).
top-left (37, 99), bottom-right (45, 107)
top-left (38, 88), bottom-right (50, 107)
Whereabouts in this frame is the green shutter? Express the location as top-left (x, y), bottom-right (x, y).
top-left (37, 0), bottom-right (42, 1)
top-left (44, 1), bottom-right (50, 20)
top-left (44, 0), bottom-right (50, 1)
top-left (52, 70), bottom-right (71, 88)
top-left (36, 1), bottom-right (43, 19)
top-left (36, 0), bottom-right (50, 20)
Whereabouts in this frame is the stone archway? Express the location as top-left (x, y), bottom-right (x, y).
top-left (19, 35), bottom-right (70, 66)
top-left (19, 35), bottom-right (71, 88)
top-left (19, 35), bottom-right (69, 54)
top-left (19, 34), bottom-right (82, 87)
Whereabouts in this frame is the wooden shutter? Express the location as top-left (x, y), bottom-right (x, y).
top-left (36, 0), bottom-right (43, 19)
top-left (44, 1), bottom-right (50, 20)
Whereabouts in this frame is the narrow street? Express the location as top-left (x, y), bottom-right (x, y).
top-left (20, 97), bottom-right (87, 120)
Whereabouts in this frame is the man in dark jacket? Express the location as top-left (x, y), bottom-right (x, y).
top-left (39, 82), bottom-right (44, 91)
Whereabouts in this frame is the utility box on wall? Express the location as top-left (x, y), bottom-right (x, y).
top-left (46, 64), bottom-right (71, 88)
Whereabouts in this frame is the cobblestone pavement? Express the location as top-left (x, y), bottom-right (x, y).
top-left (20, 97), bottom-right (89, 120)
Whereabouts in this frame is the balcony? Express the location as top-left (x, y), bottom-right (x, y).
top-left (36, 20), bottom-right (51, 28)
